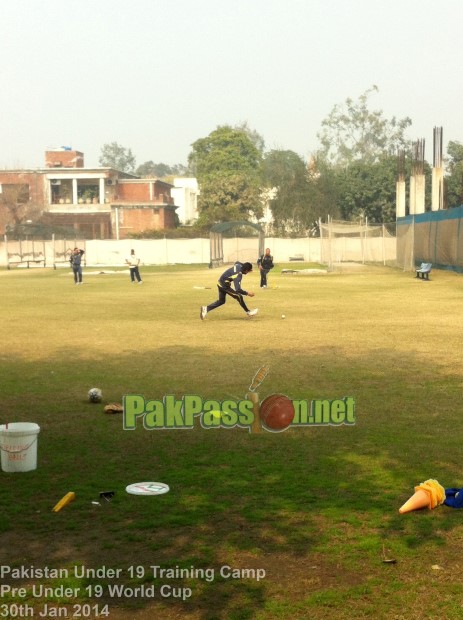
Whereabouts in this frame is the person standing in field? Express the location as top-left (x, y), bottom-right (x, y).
top-left (200, 262), bottom-right (257, 319)
top-left (70, 247), bottom-right (85, 285)
top-left (125, 249), bottom-right (143, 284)
top-left (257, 248), bottom-right (274, 288)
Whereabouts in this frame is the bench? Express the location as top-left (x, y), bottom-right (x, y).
top-left (415, 262), bottom-right (432, 280)
top-left (7, 255), bottom-right (46, 270)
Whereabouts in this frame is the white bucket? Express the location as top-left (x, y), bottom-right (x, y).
top-left (0, 423), bottom-right (40, 472)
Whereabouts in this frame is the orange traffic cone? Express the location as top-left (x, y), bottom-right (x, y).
top-left (399, 489), bottom-right (430, 514)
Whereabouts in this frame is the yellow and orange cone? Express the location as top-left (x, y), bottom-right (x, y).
top-left (399, 479), bottom-right (445, 514)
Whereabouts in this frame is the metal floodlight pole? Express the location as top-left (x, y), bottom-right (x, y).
top-left (328, 215), bottom-right (332, 271)
top-left (362, 217), bottom-right (368, 264)
top-left (5, 234), bottom-right (10, 270)
top-left (52, 233), bottom-right (56, 269)
top-left (382, 224), bottom-right (386, 265)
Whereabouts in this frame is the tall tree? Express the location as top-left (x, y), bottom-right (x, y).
top-left (0, 181), bottom-right (40, 228)
top-left (445, 140), bottom-right (463, 208)
top-left (136, 161), bottom-right (171, 178)
top-left (136, 161), bottom-right (189, 178)
top-left (332, 155), bottom-right (431, 223)
top-left (262, 150), bottom-right (315, 232)
top-left (235, 121), bottom-right (266, 153)
top-left (188, 125), bottom-right (263, 225)
top-left (171, 163), bottom-right (188, 176)
top-left (334, 157), bottom-right (398, 223)
top-left (99, 142), bottom-right (136, 174)
top-left (316, 86), bottom-right (412, 167)
top-left (306, 157), bottom-right (342, 225)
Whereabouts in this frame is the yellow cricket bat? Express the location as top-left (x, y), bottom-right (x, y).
top-left (52, 492), bottom-right (76, 513)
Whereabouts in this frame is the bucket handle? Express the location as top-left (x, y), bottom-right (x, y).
top-left (0, 437), bottom-right (37, 454)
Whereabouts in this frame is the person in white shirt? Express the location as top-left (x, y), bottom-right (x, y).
top-left (125, 249), bottom-right (143, 284)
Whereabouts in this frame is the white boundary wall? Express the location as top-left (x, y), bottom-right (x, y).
top-left (0, 236), bottom-right (395, 267)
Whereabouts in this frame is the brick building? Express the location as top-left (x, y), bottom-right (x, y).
top-left (0, 148), bottom-right (178, 239)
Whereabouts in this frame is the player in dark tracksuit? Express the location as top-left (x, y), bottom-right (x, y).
top-left (70, 248), bottom-right (85, 284)
top-left (257, 248), bottom-right (274, 288)
top-left (200, 262), bottom-right (258, 319)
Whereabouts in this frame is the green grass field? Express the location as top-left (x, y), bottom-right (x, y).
top-left (1, 262), bottom-right (463, 619)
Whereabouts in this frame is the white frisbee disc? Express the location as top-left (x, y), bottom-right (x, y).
top-left (126, 482), bottom-right (170, 496)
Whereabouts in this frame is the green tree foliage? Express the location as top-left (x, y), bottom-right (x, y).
top-left (136, 161), bottom-right (188, 178)
top-left (188, 125), bottom-right (263, 225)
top-left (334, 157), bottom-right (400, 223)
top-left (307, 158), bottom-right (342, 224)
top-left (331, 155), bottom-right (432, 223)
top-left (262, 150), bottom-right (318, 233)
top-left (317, 86), bottom-right (412, 167)
top-left (136, 161), bottom-right (170, 177)
top-left (99, 142), bottom-right (136, 174)
top-left (235, 121), bottom-right (265, 153)
top-left (445, 141), bottom-right (463, 207)
top-left (313, 86), bottom-right (415, 223)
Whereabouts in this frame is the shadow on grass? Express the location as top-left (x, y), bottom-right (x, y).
top-left (1, 343), bottom-right (463, 618)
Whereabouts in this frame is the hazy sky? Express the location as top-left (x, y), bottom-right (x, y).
top-left (1, 0), bottom-right (462, 169)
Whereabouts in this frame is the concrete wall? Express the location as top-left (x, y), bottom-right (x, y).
top-left (0, 235), bottom-right (396, 268)
top-left (171, 178), bottom-right (199, 224)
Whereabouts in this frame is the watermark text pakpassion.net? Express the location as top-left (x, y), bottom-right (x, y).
top-left (123, 394), bottom-right (356, 431)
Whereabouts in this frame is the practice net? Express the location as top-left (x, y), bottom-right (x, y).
top-left (396, 206), bottom-right (463, 272)
top-left (319, 219), bottom-right (397, 270)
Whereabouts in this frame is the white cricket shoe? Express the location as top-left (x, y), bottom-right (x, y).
top-left (200, 306), bottom-right (208, 320)
top-left (247, 309), bottom-right (258, 317)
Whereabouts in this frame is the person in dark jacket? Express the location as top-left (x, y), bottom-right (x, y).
top-left (200, 262), bottom-right (258, 319)
top-left (257, 248), bottom-right (274, 288)
top-left (70, 247), bottom-right (85, 284)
